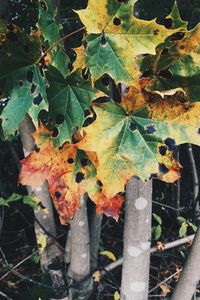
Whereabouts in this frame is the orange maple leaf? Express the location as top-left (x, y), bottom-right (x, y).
top-left (19, 126), bottom-right (124, 223)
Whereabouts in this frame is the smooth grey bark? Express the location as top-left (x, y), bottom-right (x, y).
top-left (121, 177), bottom-right (152, 300)
top-left (89, 204), bottom-right (103, 271)
top-left (20, 115), bottom-right (68, 299)
top-left (65, 228), bottom-right (72, 264)
top-left (172, 226), bottom-right (200, 300)
top-left (68, 194), bottom-right (92, 300)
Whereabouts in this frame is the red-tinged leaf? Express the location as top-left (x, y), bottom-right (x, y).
top-left (94, 193), bottom-right (124, 221)
top-left (19, 126), bottom-right (80, 223)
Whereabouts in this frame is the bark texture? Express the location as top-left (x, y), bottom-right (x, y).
top-left (89, 204), bottom-right (103, 271)
top-left (121, 177), bottom-right (152, 300)
top-left (68, 194), bottom-right (92, 300)
top-left (172, 226), bottom-right (200, 300)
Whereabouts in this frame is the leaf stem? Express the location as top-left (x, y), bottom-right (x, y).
top-left (36, 26), bottom-right (86, 64)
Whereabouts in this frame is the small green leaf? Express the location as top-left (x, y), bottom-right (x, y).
top-left (188, 222), bottom-right (197, 232)
top-left (153, 213), bottom-right (162, 225)
top-left (179, 221), bottom-right (188, 237)
top-left (177, 216), bottom-right (186, 222)
top-left (154, 225), bottom-right (162, 240)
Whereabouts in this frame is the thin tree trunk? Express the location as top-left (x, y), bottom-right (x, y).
top-left (65, 228), bottom-right (72, 264)
top-left (121, 177), bottom-right (152, 300)
top-left (172, 226), bottom-right (200, 300)
top-left (68, 194), bottom-right (93, 300)
top-left (20, 114), bottom-right (68, 300)
top-left (89, 203), bottom-right (103, 271)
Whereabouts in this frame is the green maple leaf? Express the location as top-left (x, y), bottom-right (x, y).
top-left (75, 0), bottom-right (182, 84)
top-left (0, 24), bottom-right (47, 137)
top-left (38, 0), bottom-right (70, 77)
top-left (79, 102), bottom-right (200, 197)
top-left (46, 65), bottom-right (104, 145)
top-left (139, 22), bottom-right (200, 102)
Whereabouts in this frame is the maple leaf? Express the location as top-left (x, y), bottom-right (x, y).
top-left (19, 126), bottom-right (124, 223)
top-left (46, 65), bottom-right (105, 145)
top-left (38, 0), bottom-right (70, 77)
top-left (75, 0), bottom-right (181, 84)
top-left (19, 126), bottom-right (79, 223)
top-left (0, 24), bottom-right (47, 137)
top-left (138, 22), bottom-right (200, 102)
top-left (79, 101), bottom-right (200, 197)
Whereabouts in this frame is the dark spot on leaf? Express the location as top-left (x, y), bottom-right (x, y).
top-left (163, 18), bottom-right (172, 29)
top-left (84, 109), bottom-right (90, 118)
top-left (82, 110), bottom-right (96, 127)
top-left (67, 158), bottom-right (74, 164)
top-left (75, 172), bottom-right (85, 183)
top-left (113, 17), bottom-right (121, 26)
top-left (19, 81), bottom-right (23, 87)
top-left (23, 45), bottom-right (30, 53)
top-left (164, 138), bottom-right (176, 150)
top-left (129, 121), bottom-right (137, 132)
top-left (153, 29), bottom-right (159, 36)
top-left (6, 31), bottom-right (17, 42)
top-left (7, 24), bottom-right (15, 31)
top-left (27, 70), bottom-right (34, 83)
top-left (100, 33), bottom-right (107, 45)
top-left (31, 83), bottom-right (37, 94)
top-left (56, 114), bottom-right (65, 125)
top-left (33, 93), bottom-right (43, 105)
top-left (34, 146), bottom-right (40, 153)
top-left (55, 191), bottom-right (61, 199)
top-left (159, 145), bottom-right (167, 156)
top-left (40, 0), bottom-right (48, 11)
top-left (198, 128), bottom-right (200, 134)
top-left (158, 69), bottom-right (172, 79)
top-left (52, 127), bottom-right (59, 137)
top-left (159, 163), bottom-right (169, 174)
top-left (170, 31), bottom-right (185, 41)
top-left (80, 157), bottom-right (89, 167)
top-left (96, 180), bottom-right (103, 187)
top-left (146, 124), bottom-right (156, 134)
top-left (101, 75), bottom-right (110, 86)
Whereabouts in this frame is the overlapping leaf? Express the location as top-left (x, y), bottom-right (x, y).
top-left (19, 126), bottom-right (124, 223)
top-left (74, 0), bottom-right (183, 84)
top-left (46, 65), bottom-right (105, 145)
top-left (79, 101), bottom-right (200, 197)
top-left (138, 22), bottom-right (200, 102)
top-left (38, 0), bottom-right (70, 77)
top-left (0, 23), bottom-right (47, 137)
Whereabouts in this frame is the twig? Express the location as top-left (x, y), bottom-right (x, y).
top-left (36, 26), bottom-right (86, 64)
top-left (152, 201), bottom-right (185, 212)
top-left (148, 268), bottom-right (182, 294)
top-left (103, 234), bottom-right (195, 273)
top-left (0, 232), bottom-right (66, 281)
top-left (0, 291), bottom-right (12, 300)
